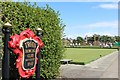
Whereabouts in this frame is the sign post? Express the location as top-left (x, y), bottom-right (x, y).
top-left (2, 22), bottom-right (12, 80)
top-left (8, 28), bottom-right (44, 79)
top-left (36, 28), bottom-right (43, 79)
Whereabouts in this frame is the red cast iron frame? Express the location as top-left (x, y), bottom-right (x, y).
top-left (8, 28), bottom-right (44, 78)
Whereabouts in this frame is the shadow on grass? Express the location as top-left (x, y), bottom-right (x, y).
top-left (69, 62), bottom-right (85, 65)
top-left (63, 57), bottom-right (101, 65)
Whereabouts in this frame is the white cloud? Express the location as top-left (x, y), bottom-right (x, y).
top-left (64, 20), bottom-right (118, 39)
top-left (65, 32), bottom-right (116, 39)
top-left (93, 3), bottom-right (118, 9)
top-left (88, 20), bottom-right (118, 28)
top-left (65, 34), bottom-right (84, 39)
top-left (84, 32), bottom-right (115, 37)
top-left (99, 4), bottom-right (118, 9)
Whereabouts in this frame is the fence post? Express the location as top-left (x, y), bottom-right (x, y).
top-left (36, 28), bottom-right (43, 80)
top-left (2, 22), bottom-right (12, 80)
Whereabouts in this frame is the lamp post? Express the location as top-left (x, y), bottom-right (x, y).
top-left (36, 28), bottom-right (43, 79)
top-left (36, 28), bottom-right (43, 37)
top-left (2, 22), bottom-right (12, 80)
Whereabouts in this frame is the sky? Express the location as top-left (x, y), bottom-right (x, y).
top-left (13, 0), bottom-right (119, 2)
top-left (12, 0), bottom-right (118, 39)
top-left (36, 2), bottom-right (118, 39)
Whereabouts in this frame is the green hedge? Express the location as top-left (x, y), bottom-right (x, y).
top-left (0, 2), bottom-right (65, 79)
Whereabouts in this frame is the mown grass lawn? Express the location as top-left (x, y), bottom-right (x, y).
top-left (63, 48), bottom-right (117, 64)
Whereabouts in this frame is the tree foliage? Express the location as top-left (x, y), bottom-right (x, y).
top-left (1, 2), bottom-right (65, 79)
top-left (114, 36), bottom-right (120, 42)
top-left (99, 35), bottom-right (114, 43)
top-left (76, 36), bottom-right (84, 43)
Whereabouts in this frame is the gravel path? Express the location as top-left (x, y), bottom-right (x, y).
top-left (60, 51), bottom-right (118, 78)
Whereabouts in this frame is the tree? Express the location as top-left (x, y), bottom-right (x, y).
top-left (73, 39), bottom-right (77, 45)
top-left (76, 36), bottom-right (84, 44)
top-left (93, 34), bottom-right (100, 41)
top-left (99, 35), bottom-right (108, 43)
top-left (99, 35), bottom-right (114, 43)
top-left (114, 36), bottom-right (120, 42)
top-left (87, 36), bottom-right (94, 44)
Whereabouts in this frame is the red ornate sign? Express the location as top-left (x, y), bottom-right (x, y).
top-left (8, 28), bottom-right (44, 78)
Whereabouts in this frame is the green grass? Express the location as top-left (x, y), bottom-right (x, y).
top-left (63, 48), bottom-right (117, 65)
